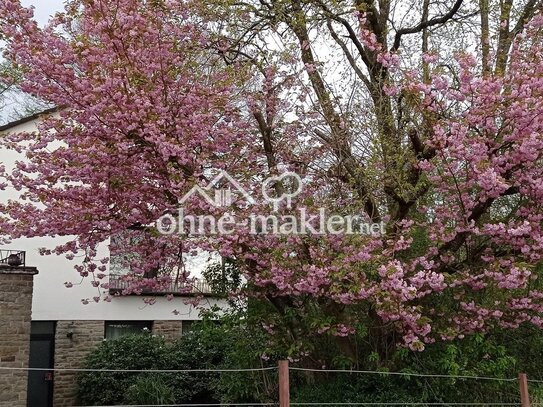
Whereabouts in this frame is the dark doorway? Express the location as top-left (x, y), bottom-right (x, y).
top-left (27, 321), bottom-right (55, 407)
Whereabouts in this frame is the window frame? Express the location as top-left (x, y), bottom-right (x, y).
top-left (104, 320), bottom-right (153, 339)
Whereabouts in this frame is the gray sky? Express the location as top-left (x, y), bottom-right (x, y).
top-left (21, 0), bottom-right (65, 26)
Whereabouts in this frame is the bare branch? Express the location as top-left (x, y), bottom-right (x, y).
top-left (495, 0), bottom-right (540, 75)
top-left (511, 0), bottom-right (540, 36)
top-left (325, 19), bottom-right (372, 89)
top-left (392, 0), bottom-right (465, 51)
top-left (312, 0), bottom-right (374, 76)
top-left (495, 0), bottom-right (514, 75)
top-left (479, 0), bottom-right (490, 76)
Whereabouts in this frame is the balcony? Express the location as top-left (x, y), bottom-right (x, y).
top-left (108, 274), bottom-right (213, 296)
top-left (0, 249), bottom-right (26, 267)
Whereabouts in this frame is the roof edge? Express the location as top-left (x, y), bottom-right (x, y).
top-left (0, 107), bottom-right (59, 132)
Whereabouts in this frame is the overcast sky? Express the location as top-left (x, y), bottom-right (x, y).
top-left (21, 0), bottom-right (65, 26)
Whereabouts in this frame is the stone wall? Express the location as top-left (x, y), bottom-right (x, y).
top-left (53, 320), bottom-right (103, 406)
top-left (153, 320), bottom-right (183, 342)
top-left (0, 265), bottom-right (38, 407)
top-left (52, 320), bottom-right (183, 406)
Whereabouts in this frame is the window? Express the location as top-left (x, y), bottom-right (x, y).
top-left (30, 321), bottom-right (56, 336)
top-left (104, 321), bottom-right (152, 340)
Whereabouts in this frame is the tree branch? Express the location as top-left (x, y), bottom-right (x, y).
top-left (392, 0), bottom-right (465, 51)
top-left (326, 19), bottom-right (372, 89)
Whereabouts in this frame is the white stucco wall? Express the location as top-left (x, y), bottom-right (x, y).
top-left (0, 117), bottom-right (228, 321)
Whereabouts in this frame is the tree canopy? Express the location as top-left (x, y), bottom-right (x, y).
top-left (1, 0), bottom-right (543, 360)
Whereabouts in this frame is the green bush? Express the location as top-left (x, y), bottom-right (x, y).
top-left (125, 376), bottom-right (175, 405)
top-left (77, 334), bottom-right (169, 405)
top-left (156, 326), bottom-right (229, 403)
top-left (76, 330), bottom-right (227, 405)
top-left (76, 312), bottom-right (543, 406)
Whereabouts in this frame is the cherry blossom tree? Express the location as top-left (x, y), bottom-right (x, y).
top-left (0, 0), bottom-right (255, 296)
top-left (2, 0), bottom-right (543, 362)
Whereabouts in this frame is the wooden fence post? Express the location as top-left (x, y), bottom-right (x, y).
top-left (519, 373), bottom-right (531, 407)
top-left (279, 360), bottom-right (290, 407)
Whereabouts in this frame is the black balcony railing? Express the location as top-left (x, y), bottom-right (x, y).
top-left (0, 250), bottom-right (26, 267)
top-left (108, 274), bottom-right (213, 296)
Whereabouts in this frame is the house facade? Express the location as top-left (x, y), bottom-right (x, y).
top-left (0, 112), bottom-right (228, 406)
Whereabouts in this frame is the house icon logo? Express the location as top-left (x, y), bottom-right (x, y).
top-left (179, 171), bottom-right (255, 207)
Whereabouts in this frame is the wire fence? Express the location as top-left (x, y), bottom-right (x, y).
top-left (0, 366), bottom-right (276, 373)
top-left (289, 367), bottom-right (520, 382)
top-left (65, 404), bottom-right (543, 407)
top-left (0, 364), bottom-right (535, 381)
top-left (1, 362), bottom-right (541, 406)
